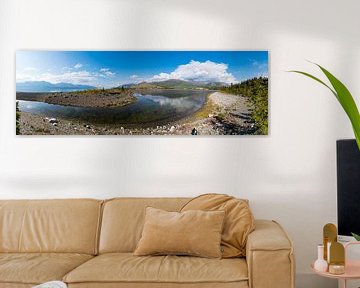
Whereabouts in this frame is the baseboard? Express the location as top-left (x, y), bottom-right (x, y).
top-left (296, 273), bottom-right (337, 288)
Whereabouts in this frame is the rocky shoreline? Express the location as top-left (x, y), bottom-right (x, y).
top-left (17, 89), bottom-right (136, 108)
top-left (18, 92), bottom-right (257, 135)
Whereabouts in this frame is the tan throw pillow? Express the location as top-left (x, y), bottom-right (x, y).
top-left (181, 194), bottom-right (254, 258)
top-left (134, 207), bottom-right (225, 258)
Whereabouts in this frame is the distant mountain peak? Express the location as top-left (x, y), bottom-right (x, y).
top-left (123, 79), bottom-right (228, 90)
top-left (16, 81), bottom-right (96, 92)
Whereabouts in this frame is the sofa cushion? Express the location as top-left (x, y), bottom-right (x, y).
top-left (181, 194), bottom-right (254, 258)
top-left (134, 207), bottom-right (225, 258)
top-left (0, 253), bottom-right (93, 285)
top-left (0, 199), bottom-right (103, 254)
top-left (99, 198), bottom-right (190, 253)
top-left (63, 253), bottom-right (248, 285)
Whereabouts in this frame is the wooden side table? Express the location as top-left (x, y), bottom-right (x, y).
top-left (311, 242), bottom-right (360, 288)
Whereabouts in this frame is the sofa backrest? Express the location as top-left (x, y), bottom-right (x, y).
top-left (0, 199), bottom-right (102, 255)
top-left (99, 197), bottom-right (190, 253)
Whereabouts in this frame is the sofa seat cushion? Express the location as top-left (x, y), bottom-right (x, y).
top-left (64, 253), bottom-right (248, 285)
top-left (0, 253), bottom-right (93, 285)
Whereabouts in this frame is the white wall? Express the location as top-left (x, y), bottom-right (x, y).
top-left (1, 0), bottom-right (359, 287)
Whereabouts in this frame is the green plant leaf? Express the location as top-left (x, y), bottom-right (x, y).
top-left (353, 128), bottom-right (360, 150)
top-left (289, 64), bottom-right (360, 150)
top-left (316, 64), bottom-right (360, 139)
top-left (288, 70), bottom-right (337, 98)
top-left (351, 232), bottom-right (360, 241)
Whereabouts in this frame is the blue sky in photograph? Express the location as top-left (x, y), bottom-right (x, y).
top-left (16, 51), bottom-right (268, 87)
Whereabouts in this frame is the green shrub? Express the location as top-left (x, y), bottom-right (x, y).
top-left (216, 112), bottom-right (226, 121)
top-left (221, 77), bottom-right (268, 134)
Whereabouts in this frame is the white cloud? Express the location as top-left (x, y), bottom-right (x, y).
top-left (24, 66), bottom-right (37, 71)
top-left (151, 60), bottom-right (237, 84)
top-left (99, 68), bottom-right (115, 77)
top-left (16, 70), bottom-right (96, 84)
top-left (105, 71), bottom-right (115, 76)
top-left (130, 75), bottom-right (138, 79)
top-left (16, 74), bottom-right (34, 82)
top-left (74, 63), bottom-right (83, 69)
top-left (17, 66), bottom-right (116, 85)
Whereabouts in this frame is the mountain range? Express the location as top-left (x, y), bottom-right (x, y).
top-left (16, 81), bottom-right (96, 92)
top-left (16, 79), bottom-right (228, 93)
top-left (122, 79), bottom-right (228, 90)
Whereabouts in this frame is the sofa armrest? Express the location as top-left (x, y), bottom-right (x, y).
top-left (246, 220), bottom-right (295, 288)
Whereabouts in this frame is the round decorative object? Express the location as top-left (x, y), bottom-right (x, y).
top-left (329, 264), bottom-right (345, 275)
top-left (314, 244), bottom-right (328, 272)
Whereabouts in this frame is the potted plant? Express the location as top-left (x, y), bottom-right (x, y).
top-left (290, 63), bottom-right (360, 240)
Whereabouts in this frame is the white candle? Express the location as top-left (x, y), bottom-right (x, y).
top-left (327, 242), bottom-right (331, 263)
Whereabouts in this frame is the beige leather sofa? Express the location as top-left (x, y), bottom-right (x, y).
top-left (0, 198), bottom-right (295, 288)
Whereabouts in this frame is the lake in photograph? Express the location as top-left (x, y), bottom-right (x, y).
top-left (18, 89), bottom-right (208, 127)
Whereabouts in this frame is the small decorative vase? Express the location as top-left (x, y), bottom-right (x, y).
top-left (314, 244), bottom-right (328, 272)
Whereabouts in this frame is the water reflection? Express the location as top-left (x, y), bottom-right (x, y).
top-left (18, 90), bottom-right (209, 127)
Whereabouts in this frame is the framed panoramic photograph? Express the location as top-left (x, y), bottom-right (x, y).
top-left (16, 51), bottom-right (268, 135)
